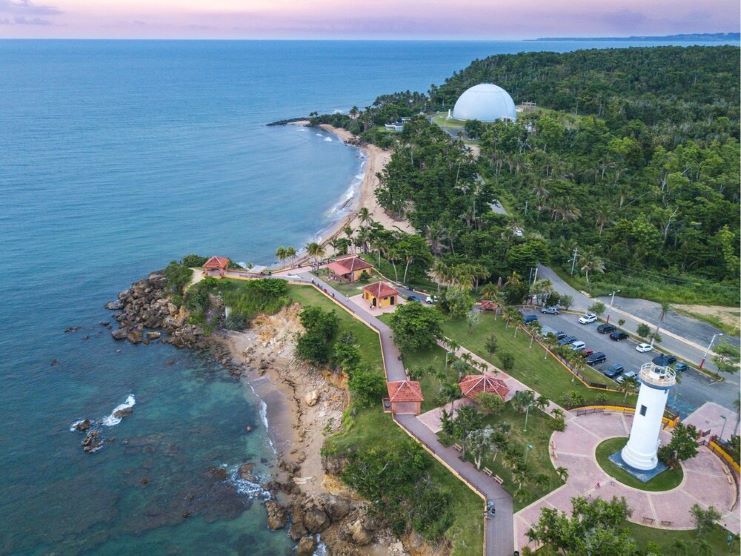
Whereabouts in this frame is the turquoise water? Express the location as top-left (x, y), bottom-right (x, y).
top-left (0, 40), bottom-right (730, 554)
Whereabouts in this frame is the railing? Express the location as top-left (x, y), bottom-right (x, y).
top-left (708, 440), bottom-right (741, 474)
top-left (574, 405), bottom-right (679, 427)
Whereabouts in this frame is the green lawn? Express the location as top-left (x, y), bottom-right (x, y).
top-left (441, 314), bottom-right (633, 407)
top-left (478, 405), bottom-right (563, 511)
top-left (626, 522), bottom-right (739, 555)
top-left (290, 285), bottom-right (483, 555)
top-left (399, 345), bottom-right (457, 411)
top-left (431, 112), bottom-right (467, 129)
top-left (311, 268), bottom-right (385, 299)
top-left (595, 437), bottom-right (684, 492)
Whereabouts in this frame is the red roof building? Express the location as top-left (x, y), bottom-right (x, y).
top-left (362, 281), bottom-right (399, 309)
top-left (326, 256), bottom-right (373, 282)
top-left (386, 380), bottom-right (424, 415)
top-left (203, 256), bottom-right (230, 277)
top-left (459, 374), bottom-right (510, 401)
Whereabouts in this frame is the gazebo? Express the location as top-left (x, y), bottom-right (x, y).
top-left (326, 256), bottom-right (373, 282)
top-left (203, 256), bottom-right (230, 277)
top-left (459, 374), bottom-right (509, 401)
top-left (385, 380), bottom-right (424, 415)
top-left (362, 281), bottom-right (398, 309)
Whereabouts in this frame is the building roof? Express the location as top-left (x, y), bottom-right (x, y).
top-left (459, 374), bottom-right (510, 400)
top-left (453, 83), bottom-right (516, 123)
top-left (203, 256), bottom-right (230, 270)
top-left (363, 281), bottom-right (398, 298)
top-left (327, 256), bottom-right (373, 276)
top-left (387, 380), bottom-right (424, 402)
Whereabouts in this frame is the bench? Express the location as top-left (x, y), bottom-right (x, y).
top-left (494, 475), bottom-right (504, 485)
top-left (483, 467), bottom-right (493, 477)
top-left (453, 443), bottom-right (463, 452)
top-left (660, 520), bottom-right (673, 527)
top-left (642, 517), bottom-right (655, 525)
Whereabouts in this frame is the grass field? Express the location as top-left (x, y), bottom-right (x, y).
top-left (441, 314), bottom-right (634, 407)
top-left (626, 522), bottom-right (739, 555)
top-left (431, 112), bottom-right (466, 129)
top-left (290, 285), bottom-right (483, 555)
top-left (595, 437), bottom-right (684, 492)
top-left (311, 268), bottom-right (385, 299)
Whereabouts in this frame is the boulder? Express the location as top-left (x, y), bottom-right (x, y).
top-left (296, 536), bottom-right (316, 556)
top-left (113, 406), bottom-right (133, 419)
top-left (264, 500), bottom-right (287, 530)
top-left (347, 518), bottom-right (373, 545)
top-left (206, 466), bottom-right (228, 481)
top-left (238, 463), bottom-right (256, 482)
top-left (126, 328), bottom-right (143, 344)
top-left (146, 331), bottom-right (161, 341)
top-left (320, 494), bottom-right (352, 522)
top-left (73, 419), bottom-right (92, 432)
top-left (82, 430), bottom-right (103, 453)
top-left (304, 390), bottom-right (320, 407)
top-left (105, 300), bottom-right (123, 311)
top-left (302, 504), bottom-right (330, 533)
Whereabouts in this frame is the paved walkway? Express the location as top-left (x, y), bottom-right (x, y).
top-left (514, 411), bottom-right (739, 553)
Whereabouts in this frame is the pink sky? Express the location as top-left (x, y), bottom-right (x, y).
top-left (0, 0), bottom-right (738, 39)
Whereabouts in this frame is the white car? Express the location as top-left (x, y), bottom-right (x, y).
top-left (578, 313), bottom-right (597, 324)
top-left (636, 343), bottom-right (653, 353)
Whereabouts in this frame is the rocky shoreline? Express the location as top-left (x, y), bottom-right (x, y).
top-left (104, 273), bottom-right (411, 555)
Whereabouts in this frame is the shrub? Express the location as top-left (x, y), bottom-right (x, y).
top-left (296, 307), bottom-right (339, 365)
top-left (498, 351), bottom-right (515, 372)
top-left (181, 254), bottom-right (208, 267)
top-left (164, 260), bottom-right (193, 295)
top-left (348, 368), bottom-right (386, 408)
top-left (637, 323), bottom-right (650, 337)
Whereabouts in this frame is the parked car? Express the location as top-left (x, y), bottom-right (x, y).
top-left (580, 348), bottom-right (595, 357)
top-left (486, 500), bottom-right (496, 519)
top-left (570, 340), bottom-right (586, 351)
top-left (597, 324), bottom-right (616, 334)
top-left (558, 335), bottom-right (577, 346)
top-left (555, 332), bottom-right (567, 340)
top-left (616, 370), bottom-right (637, 384)
top-left (523, 314), bottom-right (539, 325)
top-left (610, 331), bottom-right (629, 341)
top-left (425, 295), bottom-right (438, 304)
top-left (603, 363), bottom-right (625, 379)
top-left (652, 354), bottom-right (677, 367)
top-left (541, 306), bottom-right (560, 315)
top-left (673, 362), bottom-right (688, 372)
top-left (586, 352), bottom-right (607, 366)
top-left (578, 313), bottom-right (598, 324)
top-left (407, 294), bottom-right (420, 302)
top-left (635, 343), bottom-right (653, 353)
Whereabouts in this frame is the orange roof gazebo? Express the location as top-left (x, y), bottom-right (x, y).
top-left (386, 380), bottom-right (424, 415)
top-left (203, 256), bottom-right (230, 276)
top-left (327, 255), bottom-right (372, 278)
top-left (363, 281), bottom-right (398, 299)
top-left (459, 374), bottom-right (509, 401)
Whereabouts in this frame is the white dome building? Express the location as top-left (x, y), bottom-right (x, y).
top-left (452, 83), bottom-right (516, 122)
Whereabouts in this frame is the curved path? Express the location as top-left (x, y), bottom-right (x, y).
top-left (514, 410), bottom-right (739, 553)
top-left (294, 272), bottom-right (515, 556)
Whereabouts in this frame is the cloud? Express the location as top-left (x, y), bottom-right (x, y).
top-left (13, 14), bottom-right (52, 24)
top-left (0, 0), bottom-right (60, 16)
top-left (601, 8), bottom-right (648, 30)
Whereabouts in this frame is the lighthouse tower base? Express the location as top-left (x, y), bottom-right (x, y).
top-left (621, 443), bottom-right (658, 470)
top-left (609, 448), bottom-right (669, 483)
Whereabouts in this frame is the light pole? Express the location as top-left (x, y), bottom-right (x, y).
top-left (699, 333), bottom-right (723, 369)
top-left (524, 402), bottom-right (531, 432)
top-left (719, 415), bottom-right (728, 441)
top-left (607, 290), bottom-right (620, 324)
top-left (524, 443), bottom-right (534, 464)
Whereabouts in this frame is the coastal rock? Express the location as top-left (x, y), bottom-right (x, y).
top-left (304, 390), bottom-right (319, 407)
top-left (99, 321), bottom-right (112, 327)
top-left (113, 406), bottom-right (133, 419)
top-left (105, 300), bottom-right (123, 311)
top-left (64, 326), bottom-right (81, 333)
top-left (347, 518), bottom-right (373, 545)
top-left (73, 419), bottom-right (92, 432)
top-left (206, 466), bottom-right (228, 481)
top-left (289, 520), bottom-right (308, 541)
top-left (126, 328), bottom-right (143, 344)
top-left (50, 358), bottom-right (60, 367)
top-left (82, 430), bottom-right (103, 453)
top-left (238, 463), bottom-right (256, 482)
top-left (111, 327), bottom-right (128, 340)
top-left (265, 500), bottom-right (287, 530)
top-left (146, 331), bottom-right (161, 341)
top-left (320, 494), bottom-right (352, 522)
top-left (302, 504), bottom-right (330, 533)
top-left (296, 536), bottom-right (316, 556)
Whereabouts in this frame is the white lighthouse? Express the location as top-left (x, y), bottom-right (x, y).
top-left (621, 362), bottom-right (676, 470)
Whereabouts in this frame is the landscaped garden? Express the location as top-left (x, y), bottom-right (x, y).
top-left (595, 437), bottom-right (684, 492)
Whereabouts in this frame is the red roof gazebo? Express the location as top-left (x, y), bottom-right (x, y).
top-left (385, 380), bottom-right (424, 415)
top-left (459, 374), bottom-right (509, 401)
top-left (203, 256), bottom-right (230, 277)
top-left (326, 256), bottom-right (373, 282)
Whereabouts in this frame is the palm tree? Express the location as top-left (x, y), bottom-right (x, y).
top-left (425, 221), bottom-right (449, 256)
top-left (357, 207), bottom-right (372, 226)
top-left (305, 242), bottom-right (325, 270)
top-left (619, 376), bottom-right (639, 402)
top-left (285, 246), bottom-right (297, 267)
top-left (534, 395), bottom-right (550, 411)
top-left (275, 246), bottom-right (288, 265)
top-left (579, 252), bottom-right (606, 287)
top-left (429, 259), bottom-right (453, 293)
top-left (555, 466), bottom-right (569, 482)
top-left (651, 301), bottom-right (672, 347)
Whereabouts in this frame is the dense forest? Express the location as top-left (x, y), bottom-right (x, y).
top-left (313, 46), bottom-right (740, 304)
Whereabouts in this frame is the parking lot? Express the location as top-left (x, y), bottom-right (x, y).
top-left (533, 311), bottom-right (730, 418)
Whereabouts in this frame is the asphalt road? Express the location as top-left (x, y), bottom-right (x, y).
top-left (534, 311), bottom-right (737, 417)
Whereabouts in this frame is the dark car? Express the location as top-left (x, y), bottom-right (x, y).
top-left (558, 335), bottom-right (577, 346)
top-left (523, 314), bottom-right (539, 324)
top-left (407, 294), bottom-right (420, 302)
top-left (597, 324), bottom-right (616, 334)
top-left (580, 348), bottom-right (594, 358)
top-left (609, 331), bottom-right (629, 341)
top-left (652, 354), bottom-right (677, 367)
top-left (555, 332), bottom-right (567, 340)
top-left (603, 363), bottom-right (625, 379)
top-left (486, 500), bottom-right (496, 519)
top-left (586, 352), bottom-right (607, 366)
top-left (674, 362), bottom-right (688, 372)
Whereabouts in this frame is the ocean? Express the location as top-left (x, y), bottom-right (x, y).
top-left (0, 39), bottom-right (731, 555)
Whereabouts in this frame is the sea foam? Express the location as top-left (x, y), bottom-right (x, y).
top-left (102, 394), bottom-right (136, 427)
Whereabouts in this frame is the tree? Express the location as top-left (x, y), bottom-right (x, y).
top-left (466, 426), bottom-right (495, 469)
top-left (498, 351), bottom-right (515, 372)
top-left (389, 302), bottom-right (444, 353)
top-left (658, 423), bottom-right (698, 468)
top-left (164, 260), bottom-right (194, 295)
top-left (690, 504), bottom-right (722, 536)
top-left (559, 295), bottom-right (573, 311)
top-left (348, 369), bottom-right (386, 407)
top-left (285, 246), bottom-right (297, 265)
top-left (589, 301), bottom-right (606, 317)
top-left (306, 242), bottom-right (325, 269)
top-left (476, 392), bottom-right (504, 415)
top-left (713, 342), bottom-right (740, 374)
top-left (511, 390), bottom-right (535, 413)
top-left (275, 246), bottom-right (288, 264)
top-left (527, 496), bottom-right (637, 556)
top-left (485, 334), bottom-right (498, 355)
top-left (579, 252), bottom-right (605, 287)
top-left (637, 323), bottom-right (650, 337)
top-left (296, 307), bottom-right (339, 365)
top-left (439, 287), bottom-right (475, 319)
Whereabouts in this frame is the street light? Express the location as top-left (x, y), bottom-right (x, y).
top-left (524, 443), bottom-right (534, 464)
top-left (699, 333), bottom-right (723, 369)
top-left (719, 415), bottom-right (728, 441)
top-left (607, 290), bottom-right (620, 324)
top-left (524, 403), bottom-right (531, 432)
